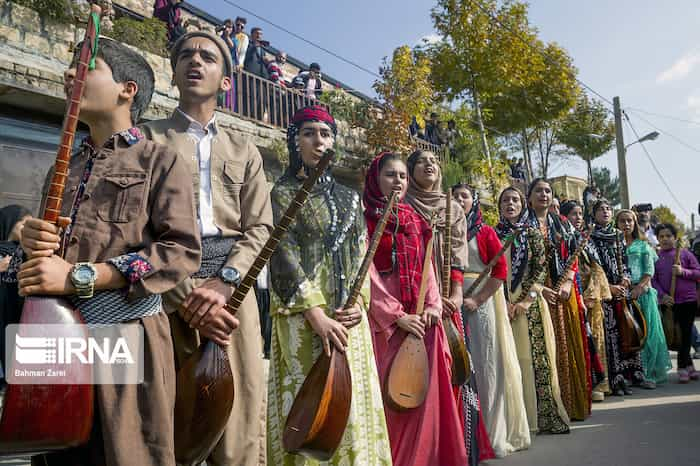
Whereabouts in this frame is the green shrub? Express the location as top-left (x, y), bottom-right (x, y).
top-left (111, 17), bottom-right (168, 57)
top-left (13, 0), bottom-right (73, 24)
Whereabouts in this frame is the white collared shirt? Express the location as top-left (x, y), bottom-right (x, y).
top-left (178, 108), bottom-right (221, 238)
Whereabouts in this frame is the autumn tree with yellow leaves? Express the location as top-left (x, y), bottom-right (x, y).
top-left (365, 46), bottom-right (435, 154)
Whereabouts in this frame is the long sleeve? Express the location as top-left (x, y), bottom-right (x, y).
top-left (224, 140), bottom-right (273, 275)
top-left (125, 149), bottom-right (201, 299)
top-left (681, 250), bottom-right (700, 281)
top-left (269, 188), bottom-right (326, 315)
top-left (369, 264), bottom-right (407, 333)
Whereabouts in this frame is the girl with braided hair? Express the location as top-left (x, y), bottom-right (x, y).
top-left (267, 106), bottom-right (391, 465)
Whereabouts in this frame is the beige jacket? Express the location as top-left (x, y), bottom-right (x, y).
top-left (141, 110), bottom-right (273, 275)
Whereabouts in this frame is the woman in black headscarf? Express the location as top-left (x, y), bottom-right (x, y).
top-left (527, 179), bottom-right (592, 420)
top-left (1, 204), bottom-right (31, 386)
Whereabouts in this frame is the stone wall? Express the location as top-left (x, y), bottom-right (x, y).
top-left (0, 0), bottom-right (371, 184)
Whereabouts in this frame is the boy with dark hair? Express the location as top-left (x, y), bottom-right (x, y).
top-left (652, 223), bottom-right (700, 383)
top-left (141, 30), bottom-right (272, 465)
top-left (14, 37), bottom-right (201, 465)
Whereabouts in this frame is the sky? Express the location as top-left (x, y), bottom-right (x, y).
top-left (192, 0), bottom-right (700, 227)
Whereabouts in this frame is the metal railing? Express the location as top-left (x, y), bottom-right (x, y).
top-left (410, 136), bottom-right (449, 161)
top-left (219, 69), bottom-right (321, 129)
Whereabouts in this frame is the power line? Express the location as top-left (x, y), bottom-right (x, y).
top-left (622, 113), bottom-right (690, 216)
top-left (217, 0), bottom-right (381, 79)
top-left (464, 0), bottom-right (615, 111)
top-left (626, 106), bottom-right (700, 127)
top-left (625, 108), bottom-right (700, 154)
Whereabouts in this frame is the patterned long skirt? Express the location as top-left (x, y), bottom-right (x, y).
top-left (602, 300), bottom-right (645, 391)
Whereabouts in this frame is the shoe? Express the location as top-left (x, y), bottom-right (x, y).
top-left (639, 380), bottom-right (656, 390)
top-left (623, 386), bottom-right (633, 395)
top-left (687, 366), bottom-right (700, 381)
top-left (592, 390), bottom-right (605, 402)
top-left (678, 369), bottom-right (690, 383)
top-left (612, 387), bottom-right (625, 396)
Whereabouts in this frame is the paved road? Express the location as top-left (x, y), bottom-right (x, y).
top-left (498, 370), bottom-right (700, 466)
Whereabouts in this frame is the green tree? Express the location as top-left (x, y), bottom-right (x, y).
top-left (430, 0), bottom-right (539, 166)
top-left (591, 166), bottom-right (620, 208)
top-left (558, 94), bottom-right (616, 183)
top-left (366, 46), bottom-right (435, 154)
top-left (651, 205), bottom-right (686, 233)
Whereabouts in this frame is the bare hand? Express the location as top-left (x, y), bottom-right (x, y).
top-left (396, 314), bottom-right (426, 339)
top-left (336, 303), bottom-right (363, 329)
top-left (630, 285), bottom-right (644, 300)
top-left (542, 287), bottom-right (558, 305)
top-left (672, 265), bottom-right (683, 276)
top-left (197, 305), bottom-right (240, 347)
top-left (0, 256), bottom-right (11, 273)
top-left (305, 306), bottom-right (348, 356)
top-left (610, 285), bottom-right (626, 299)
top-left (18, 255), bottom-right (75, 296)
top-left (20, 217), bottom-right (70, 257)
top-left (660, 294), bottom-right (674, 307)
top-left (559, 280), bottom-right (572, 301)
top-left (441, 296), bottom-right (458, 318)
top-left (463, 297), bottom-right (480, 312)
top-left (422, 306), bottom-right (441, 328)
top-left (182, 278), bottom-right (234, 329)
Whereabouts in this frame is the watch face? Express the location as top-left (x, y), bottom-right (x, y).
top-left (74, 266), bottom-right (95, 285)
top-left (221, 267), bottom-right (239, 283)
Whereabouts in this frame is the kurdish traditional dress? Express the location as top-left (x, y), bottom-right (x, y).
top-left (404, 158), bottom-right (491, 466)
top-left (267, 108), bottom-right (391, 465)
top-left (589, 224), bottom-right (645, 392)
top-left (464, 197), bottom-right (530, 457)
top-left (497, 211), bottom-right (570, 435)
top-left (627, 239), bottom-right (671, 384)
top-left (579, 248), bottom-right (613, 394)
top-left (365, 153), bottom-right (467, 466)
top-left (528, 212), bottom-right (591, 420)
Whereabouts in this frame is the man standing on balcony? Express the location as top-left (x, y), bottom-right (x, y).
top-left (243, 27), bottom-right (270, 119)
top-left (141, 31), bottom-right (272, 466)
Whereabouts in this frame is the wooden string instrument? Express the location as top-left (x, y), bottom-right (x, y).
top-left (662, 239), bottom-right (683, 351)
top-left (440, 190), bottom-right (470, 386)
top-left (385, 216), bottom-right (435, 410)
top-left (0, 5), bottom-right (101, 454)
top-left (615, 232), bottom-right (646, 354)
top-left (464, 229), bottom-right (520, 298)
top-left (175, 150), bottom-right (335, 465)
top-left (283, 191), bottom-right (399, 460)
top-left (552, 225), bottom-right (594, 295)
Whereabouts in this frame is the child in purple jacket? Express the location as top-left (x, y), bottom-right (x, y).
top-left (652, 223), bottom-right (700, 383)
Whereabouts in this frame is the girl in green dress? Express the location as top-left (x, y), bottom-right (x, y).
top-left (616, 209), bottom-right (670, 385)
top-left (267, 106), bottom-right (392, 465)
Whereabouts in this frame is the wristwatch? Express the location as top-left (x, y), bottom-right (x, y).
top-left (70, 262), bottom-right (98, 299)
top-left (218, 267), bottom-right (241, 287)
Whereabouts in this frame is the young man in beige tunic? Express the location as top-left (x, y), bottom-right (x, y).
top-left (141, 31), bottom-right (272, 466)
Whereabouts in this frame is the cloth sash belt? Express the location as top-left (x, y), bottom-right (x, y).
top-left (192, 236), bottom-right (238, 278)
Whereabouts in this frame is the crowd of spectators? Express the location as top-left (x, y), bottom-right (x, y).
top-left (152, 3), bottom-right (326, 122)
top-left (410, 112), bottom-right (459, 152)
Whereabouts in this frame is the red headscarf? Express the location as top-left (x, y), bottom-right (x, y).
top-left (363, 152), bottom-right (432, 314)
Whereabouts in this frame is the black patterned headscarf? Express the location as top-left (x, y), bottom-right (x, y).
top-left (285, 105), bottom-right (337, 184)
top-left (496, 187), bottom-right (530, 292)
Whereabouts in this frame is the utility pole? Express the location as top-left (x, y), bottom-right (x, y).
top-left (613, 96), bottom-right (630, 209)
